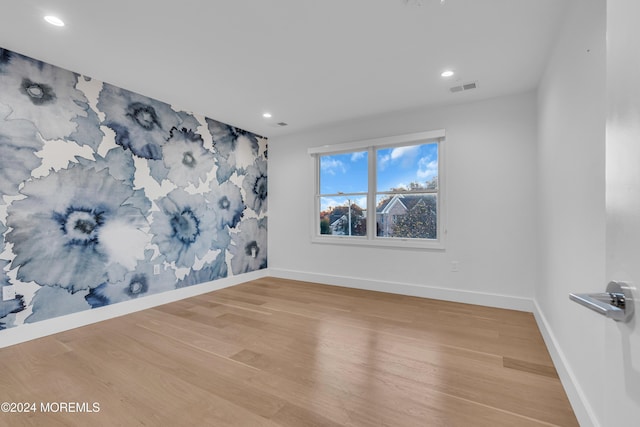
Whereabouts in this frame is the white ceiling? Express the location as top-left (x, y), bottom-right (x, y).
top-left (0, 0), bottom-right (569, 139)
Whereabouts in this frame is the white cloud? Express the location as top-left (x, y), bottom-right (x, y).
top-left (351, 151), bottom-right (366, 162)
top-left (320, 197), bottom-right (342, 211)
top-left (378, 154), bottom-right (390, 171)
top-left (391, 145), bottom-right (419, 161)
top-left (417, 157), bottom-right (438, 179)
top-left (320, 157), bottom-right (346, 175)
top-left (320, 196), bottom-right (367, 211)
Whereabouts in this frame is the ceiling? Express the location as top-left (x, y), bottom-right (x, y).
top-left (0, 0), bottom-right (569, 139)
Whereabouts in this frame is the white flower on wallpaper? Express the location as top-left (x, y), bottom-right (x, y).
top-left (5, 166), bottom-right (150, 292)
top-left (0, 46), bottom-right (268, 330)
top-left (0, 49), bottom-right (96, 142)
top-left (98, 82), bottom-right (181, 160)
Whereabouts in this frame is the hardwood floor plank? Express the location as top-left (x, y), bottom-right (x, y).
top-left (0, 277), bottom-right (577, 426)
top-left (503, 357), bottom-right (560, 379)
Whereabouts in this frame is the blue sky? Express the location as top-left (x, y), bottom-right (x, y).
top-left (319, 142), bottom-right (438, 210)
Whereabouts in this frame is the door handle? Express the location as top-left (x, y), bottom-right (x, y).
top-left (569, 281), bottom-right (634, 322)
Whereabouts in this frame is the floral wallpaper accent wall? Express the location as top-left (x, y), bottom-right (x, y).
top-left (0, 48), bottom-right (268, 329)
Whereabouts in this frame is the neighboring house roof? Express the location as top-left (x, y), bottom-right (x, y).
top-left (376, 197), bottom-right (393, 213)
top-left (376, 194), bottom-right (435, 215)
top-left (401, 194), bottom-right (434, 210)
top-left (380, 197), bottom-right (407, 215)
top-left (330, 214), bottom-right (347, 228)
top-left (329, 210), bottom-right (346, 224)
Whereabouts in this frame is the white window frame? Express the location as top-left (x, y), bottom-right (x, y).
top-left (309, 129), bottom-right (446, 250)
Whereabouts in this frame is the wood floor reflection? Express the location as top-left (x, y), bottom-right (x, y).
top-left (0, 277), bottom-right (578, 426)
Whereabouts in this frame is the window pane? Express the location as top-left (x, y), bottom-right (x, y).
top-left (319, 196), bottom-right (367, 236)
top-left (376, 194), bottom-right (437, 239)
top-left (319, 151), bottom-right (368, 195)
top-left (376, 142), bottom-right (438, 192)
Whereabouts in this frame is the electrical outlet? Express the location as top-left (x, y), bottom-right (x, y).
top-left (153, 264), bottom-right (161, 275)
top-left (451, 261), bottom-right (460, 273)
top-left (2, 285), bottom-right (16, 301)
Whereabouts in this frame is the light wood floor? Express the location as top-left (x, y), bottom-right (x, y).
top-left (0, 277), bottom-right (577, 426)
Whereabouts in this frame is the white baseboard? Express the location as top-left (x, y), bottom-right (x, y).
top-left (532, 300), bottom-right (600, 427)
top-left (0, 269), bottom-right (268, 349)
top-left (269, 268), bottom-right (534, 312)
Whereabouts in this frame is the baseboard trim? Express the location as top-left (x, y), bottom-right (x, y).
top-left (532, 300), bottom-right (600, 427)
top-left (0, 269), bottom-right (268, 349)
top-left (269, 268), bottom-right (534, 312)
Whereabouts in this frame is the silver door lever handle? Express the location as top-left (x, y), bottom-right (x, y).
top-left (569, 281), bottom-right (634, 322)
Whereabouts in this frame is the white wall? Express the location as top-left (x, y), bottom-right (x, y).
top-left (535, 0), bottom-right (606, 425)
top-left (269, 92), bottom-right (538, 309)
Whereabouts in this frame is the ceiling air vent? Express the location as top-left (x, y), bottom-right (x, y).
top-left (449, 81), bottom-right (478, 93)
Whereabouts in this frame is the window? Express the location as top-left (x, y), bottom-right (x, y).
top-left (310, 130), bottom-right (445, 249)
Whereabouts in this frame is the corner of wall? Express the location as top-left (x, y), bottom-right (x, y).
top-left (532, 300), bottom-right (601, 427)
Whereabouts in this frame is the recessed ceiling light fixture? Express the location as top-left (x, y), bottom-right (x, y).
top-left (441, 70), bottom-right (454, 78)
top-left (44, 15), bottom-right (65, 27)
top-left (262, 112), bottom-right (272, 118)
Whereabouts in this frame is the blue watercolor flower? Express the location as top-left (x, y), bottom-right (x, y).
top-left (0, 48), bottom-right (11, 71)
top-left (86, 251), bottom-right (177, 308)
top-left (76, 147), bottom-right (136, 186)
top-left (206, 181), bottom-right (244, 229)
top-left (98, 83), bottom-right (181, 159)
top-left (0, 105), bottom-right (43, 197)
top-left (25, 286), bottom-right (91, 324)
top-left (0, 49), bottom-right (92, 141)
top-left (230, 218), bottom-right (267, 275)
top-left (74, 149), bottom-right (151, 220)
top-left (1, 222), bottom-right (5, 262)
top-left (0, 295), bottom-right (25, 328)
top-left (206, 118), bottom-right (238, 157)
top-left (206, 118), bottom-right (261, 183)
top-left (68, 101), bottom-right (104, 151)
top-left (152, 189), bottom-right (229, 268)
top-left (177, 251), bottom-right (228, 288)
top-left (0, 260), bottom-right (26, 325)
top-left (243, 159), bottom-right (268, 215)
top-left (6, 165), bottom-right (151, 291)
top-left (163, 127), bottom-right (216, 187)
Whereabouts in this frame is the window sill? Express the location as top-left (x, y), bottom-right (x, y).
top-left (311, 235), bottom-right (445, 251)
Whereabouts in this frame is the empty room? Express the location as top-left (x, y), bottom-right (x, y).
top-left (0, 0), bottom-right (639, 426)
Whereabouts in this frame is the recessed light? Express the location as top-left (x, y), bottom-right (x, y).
top-left (441, 70), bottom-right (454, 78)
top-left (44, 16), bottom-right (65, 27)
top-left (262, 112), bottom-right (272, 118)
